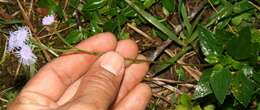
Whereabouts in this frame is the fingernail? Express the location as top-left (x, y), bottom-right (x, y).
top-left (100, 52), bottom-right (124, 76)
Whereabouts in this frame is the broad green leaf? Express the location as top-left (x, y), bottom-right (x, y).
top-left (162, 0), bottom-right (175, 13)
top-left (210, 68), bottom-right (231, 104)
top-left (198, 25), bottom-right (223, 56)
top-left (215, 29), bottom-right (234, 44)
top-left (125, 0), bottom-right (185, 46)
top-left (65, 30), bottom-right (87, 44)
top-left (83, 0), bottom-right (107, 11)
top-left (231, 71), bottom-right (255, 107)
top-left (193, 69), bottom-right (213, 99)
top-left (227, 27), bottom-right (256, 60)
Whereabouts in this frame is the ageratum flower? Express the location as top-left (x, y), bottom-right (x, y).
top-left (15, 45), bottom-right (37, 65)
top-left (7, 26), bottom-right (30, 51)
top-left (42, 15), bottom-right (55, 26)
top-left (8, 26), bottom-right (37, 65)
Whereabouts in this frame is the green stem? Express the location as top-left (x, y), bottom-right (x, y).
top-left (154, 46), bottom-right (192, 74)
top-left (54, 30), bottom-right (99, 55)
top-left (30, 37), bottom-right (59, 57)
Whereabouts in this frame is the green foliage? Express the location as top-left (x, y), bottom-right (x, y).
top-left (193, 69), bottom-right (213, 99)
top-left (195, 1), bottom-right (259, 105)
top-left (210, 66), bottom-right (231, 104)
top-left (227, 27), bottom-right (257, 60)
top-left (162, 0), bottom-right (175, 13)
top-left (231, 70), bottom-right (255, 106)
top-left (176, 94), bottom-right (206, 110)
top-left (198, 25), bottom-right (223, 57)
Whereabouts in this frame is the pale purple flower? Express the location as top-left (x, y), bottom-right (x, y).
top-left (8, 26), bottom-right (37, 65)
top-left (8, 26), bottom-right (30, 51)
top-left (15, 45), bottom-right (37, 65)
top-left (42, 15), bottom-right (55, 25)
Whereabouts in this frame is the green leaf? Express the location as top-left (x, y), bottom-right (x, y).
top-left (177, 94), bottom-right (192, 108)
top-left (233, 0), bottom-right (254, 13)
top-left (162, 0), bottom-right (175, 13)
top-left (37, 0), bottom-right (56, 8)
top-left (125, 0), bottom-right (185, 46)
top-left (83, 0), bottom-right (107, 11)
top-left (253, 71), bottom-right (260, 84)
top-left (193, 69), bottom-right (213, 99)
top-left (215, 29), bottom-right (234, 44)
top-left (143, 0), bottom-right (156, 8)
top-left (205, 54), bottom-right (219, 64)
top-left (154, 46), bottom-right (191, 74)
top-left (203, 105), bottom-right (215, 110)
top-left (231, 71), bottom-right (255, 107)
top-left (65, 30), bottom-right (87, 44)
top-left (180, 1), bottom-right (192, 36)
top-left (210, 67), bottom-right (231, 104)
top-left (206, 2), bottom-right (232, 27)
top-left (198, 25), bottom-right (223, 56)
top-left (176, 67), bottom-right (186, 81)
top-left (227, 27), bottom-right (256, 60)
top-left (231, 13), bottom-right (251, 26)
top-left (251, 28), bottom-right (260, 45)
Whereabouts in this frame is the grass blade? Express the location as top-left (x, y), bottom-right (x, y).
top-left (125, 0), bottom-right (185, 46)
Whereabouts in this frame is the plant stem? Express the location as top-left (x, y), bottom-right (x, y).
top-left (0, 35), bottom-right (8, 65)
top-left (154, 46), bottom-right (192, 74)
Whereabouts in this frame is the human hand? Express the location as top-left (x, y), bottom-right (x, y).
top-left (8, 33), bottom-right (151, 110)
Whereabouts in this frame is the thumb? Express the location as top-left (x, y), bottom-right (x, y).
top-left (64, 51), bottom-right (125, 109)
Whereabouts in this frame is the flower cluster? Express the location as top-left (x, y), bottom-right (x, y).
top-left (8, 26), bottom-right (37, 65)
top-left (42, 15), bottom-right (55, 26)
top-left (7, 15), bottom-right (55, 65)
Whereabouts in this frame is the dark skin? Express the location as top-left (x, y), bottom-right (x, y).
top-left (8, 33), bottom-right (152, 110)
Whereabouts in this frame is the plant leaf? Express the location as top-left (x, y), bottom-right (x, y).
top-left (193, 69), bottom-right (213, 99)
top-left (125, 0), bottom-right (185, 46)
top-left (83, 0), bottom-right (107, 11)
top-left (180, 1), bottom-right (192, 36)
top-left (231, 71), bottom-right (255, 107)
top-left (198, 25), bottom-right (223, 56)
top-left (162, 0), bottom-right (175, 13)
top-left (227, 27), bottom-right (255, 60)
top-left (210, 68), bottom-right (231, 104)
top-left (65, 30), bottom-right (87, 44)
